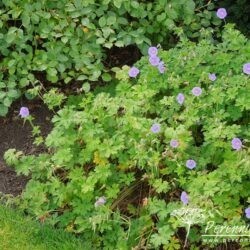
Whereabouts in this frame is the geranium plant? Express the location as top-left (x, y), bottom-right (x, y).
top-left (5, 24), bottom-right (250, 249)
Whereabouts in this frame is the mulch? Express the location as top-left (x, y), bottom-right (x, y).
top-left (0, 98), bottom-right (53, 196)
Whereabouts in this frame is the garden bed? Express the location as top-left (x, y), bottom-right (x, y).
top-left (0, 99), bottom-right (52, 195)
top-left (0, 1), bottom-right (249, 249)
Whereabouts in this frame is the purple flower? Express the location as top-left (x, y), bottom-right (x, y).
top-left (148, 46), bottom-right (158, 57)
top-left (94, 196), bottom-right (106, 208)
top-left (176, 93), bottom-right (185, 105)
top-left (19, 107), bottom-right (29, 118)
top-left (170, 139), bottom-right (179, 148)
top-left (186, 159), bottom-right (196, 169)
top-left (129, 66), bottom-right (140, 78)
top-left (192, 87), bottom-right (202, 97)
top-left (158, 61), bottom-right (166, 73)
top-left (245, 207), bottom-right (250, 219)
top-left (209, 73), bottom-right (217, 81)
top-left (243, 63), bottom-right (250, 75)
top-left (151, 123), bottom-right (161, 133)
top-left (231, 138), bottom-right (242, 150)
top-left (181, 191), bottom-right (189, 205)
top-left (216, 8), bottom-right (227, 19)
top-left (149, 56), bottom-right (160, 66)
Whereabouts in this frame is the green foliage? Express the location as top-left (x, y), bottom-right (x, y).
top-left (5, 25), bottom-right (250, 249)
top-left (0, 0), bottom-right (221, 115)
top-left (43, 88), bottom-right (66, 110)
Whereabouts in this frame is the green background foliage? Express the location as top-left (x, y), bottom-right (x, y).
top-left (0, 0), bottom-right (223, 116)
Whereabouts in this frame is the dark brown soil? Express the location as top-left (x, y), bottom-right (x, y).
top-left (0, 98), bottom-right (53, 196)
top-left (104, 44), bottom-right (142, 68)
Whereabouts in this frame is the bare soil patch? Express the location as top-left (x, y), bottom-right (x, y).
top-left (0, 98), bottom-right (53, 195)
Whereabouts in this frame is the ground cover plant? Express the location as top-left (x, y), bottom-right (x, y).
top-left (0, 0), bottom-right (225, 116)
top-left (5, 24), bottom-right (250, 249)
top-left (0, 202), bottom-right (85, 249)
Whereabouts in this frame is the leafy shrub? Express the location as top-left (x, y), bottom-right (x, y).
top-left (5, 25), bottom-right (250, 249)
top-left (0, 0), bottom-right (222, 116)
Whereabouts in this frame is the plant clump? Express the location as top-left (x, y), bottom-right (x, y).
top-left (5, 25), bottom-right (250, 249)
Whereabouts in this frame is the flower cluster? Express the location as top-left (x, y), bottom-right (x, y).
top-left (148, 46), bottom-right (166, 74)
top-left (175, 86), bottom-right (202, 107)
top-left (128, 46), bottom-right (167, 78)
